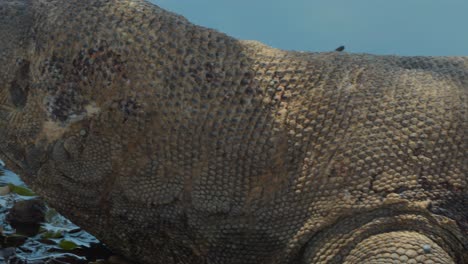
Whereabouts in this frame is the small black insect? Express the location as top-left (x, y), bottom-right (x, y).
top-left (335, 45), bottom-right (345, 52)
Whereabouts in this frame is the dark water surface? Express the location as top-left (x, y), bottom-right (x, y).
top-left (0, 166), bottom-right (115, 263)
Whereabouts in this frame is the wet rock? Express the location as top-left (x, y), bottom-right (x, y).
top-left (7, 199), bottom-right (46, 225)
top-left (0, 247), bottom-right (16, 257)
top-left (1, 234), bottom-right (27, 247)
top-left (7, 199), bottom-right (46, 236)
top-left (0, 247), bottom-right (16, 262)
top-left (0, 170), bottom-right (114, 262)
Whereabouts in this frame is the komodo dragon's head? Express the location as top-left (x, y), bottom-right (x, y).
top-left (0, 0), bottom-right (102, 226)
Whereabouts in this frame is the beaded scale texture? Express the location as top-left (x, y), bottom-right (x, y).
top-left (0, 0), bottom-right (466, 263)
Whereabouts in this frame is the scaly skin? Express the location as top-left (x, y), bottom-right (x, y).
top-left (0, 0), bottom-right (466, 263)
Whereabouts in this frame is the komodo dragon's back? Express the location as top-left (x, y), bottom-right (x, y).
top-left (0, 0), bottom-right (466, 263)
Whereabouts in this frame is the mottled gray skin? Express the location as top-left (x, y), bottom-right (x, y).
top-left (0, 0), bottom-right (467, 263)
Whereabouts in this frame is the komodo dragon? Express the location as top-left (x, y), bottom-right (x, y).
top-left (0, 0), bottom-right (467, 263)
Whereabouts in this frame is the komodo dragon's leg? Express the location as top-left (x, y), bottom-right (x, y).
top-left (342, 231), bottom-right (453, 264)
top-left (303, 230), bottom-right (458, 264)
top-left (300, 207), bottom-right (465, 264)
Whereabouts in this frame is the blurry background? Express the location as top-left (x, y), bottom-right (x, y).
top-left (151, 0), bottom-right (468, 56)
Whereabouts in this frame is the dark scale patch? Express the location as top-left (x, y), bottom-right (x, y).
top-left (71, 42), bottom-right (128, 86)
top-left (41, 54), bottom-right (65, 92)
top-left (112, 98), bottom-right (141, 122)
top-left (46, 85), bottom-right (84, 122)
top-left (40, 42), bottom-right (129, 122)
top-left (38, 54), bottom-right (87, 122)
top-left (9, 59), bottom-right (30, 108)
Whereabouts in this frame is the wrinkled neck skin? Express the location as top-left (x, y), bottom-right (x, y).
top-left (0, 1), bottom-right (467, 264)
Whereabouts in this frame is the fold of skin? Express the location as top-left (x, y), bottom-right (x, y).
top-left (0, 0), bottom-right (466, 263)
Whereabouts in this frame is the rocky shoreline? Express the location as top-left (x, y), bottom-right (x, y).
top-left (0, 167), bottom-right (132, 264)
